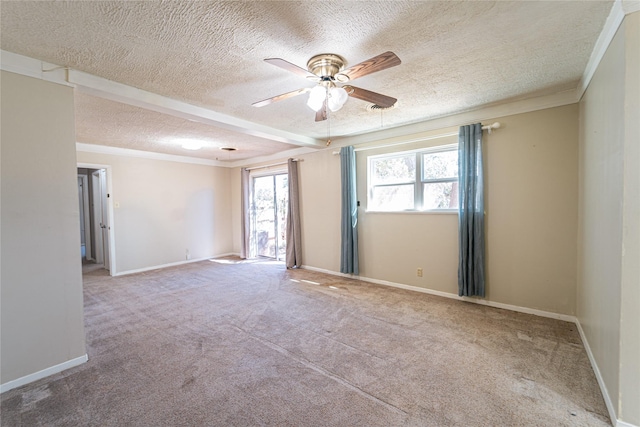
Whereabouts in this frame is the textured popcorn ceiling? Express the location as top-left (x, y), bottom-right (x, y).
top-left (1, 1), bottom-right (613, 162)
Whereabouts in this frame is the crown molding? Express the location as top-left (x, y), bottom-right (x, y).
top-left (76, 142), bottom-right (325, 169)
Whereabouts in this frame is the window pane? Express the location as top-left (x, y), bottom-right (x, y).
top-left (370, 184), bottom-right (415, 210)
top-left (423, 182), bottom-right (459, 210)
top-left (372, 155), bottom-right (415, 185)
top-left (423, 150), bottom-right (458, 180)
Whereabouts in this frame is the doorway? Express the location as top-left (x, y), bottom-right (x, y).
top-left (77, 166), bottom-right (112, 273)
top-left (251, 173), bottom-right (288, 260)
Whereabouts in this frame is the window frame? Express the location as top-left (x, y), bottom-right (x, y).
top-left (367, 143), bottom-right (458, 213)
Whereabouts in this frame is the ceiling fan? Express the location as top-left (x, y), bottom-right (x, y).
top-left (252, 51), bottom-right (401, 122)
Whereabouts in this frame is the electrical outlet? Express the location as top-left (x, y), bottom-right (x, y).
top-left (186, 249), bottom-right (191, 260)
top-left (417, 268), bottom-right (423, 277)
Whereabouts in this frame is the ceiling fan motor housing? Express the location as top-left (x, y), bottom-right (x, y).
top-left (307, 54), bottom-right (346, 79)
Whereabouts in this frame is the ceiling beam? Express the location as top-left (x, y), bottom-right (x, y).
top-left (67, 69), bottom-right (322, 148)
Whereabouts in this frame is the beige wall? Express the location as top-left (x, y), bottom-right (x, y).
top-left (298, 149), bottom-right (343, 270)
top-left (619, 12), bottom-right (640, 425)
top-left (1, 71), bottom-right (86, 383)
top-left (76, 152), bottom-right (233, 274)
top-left (578, 11), bottom-right (640, 426)
top-left (485, 106), bottom-right (578, 314)
top-left (236, 104), bottom-right (579, 316)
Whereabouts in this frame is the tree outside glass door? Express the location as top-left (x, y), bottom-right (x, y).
top-left (251, 173), bottom-right (288, 260)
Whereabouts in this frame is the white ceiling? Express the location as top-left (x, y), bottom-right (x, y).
top-left (1, 1), bottom-right (614, 163)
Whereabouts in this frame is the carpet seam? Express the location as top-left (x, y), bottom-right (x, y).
top-left (233, 325), bottom-right (408, 417)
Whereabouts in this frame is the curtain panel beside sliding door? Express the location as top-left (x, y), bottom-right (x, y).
top-left (286, 158), bottom-right (302, 268)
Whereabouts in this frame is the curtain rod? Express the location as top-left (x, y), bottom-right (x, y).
top-left (332, 122), bottom-right (501, 154)
top-left (245, 158), bottom-right (300, 171)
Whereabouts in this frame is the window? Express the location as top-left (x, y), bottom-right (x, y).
top-left (368, 144), bottom-right (459, 212)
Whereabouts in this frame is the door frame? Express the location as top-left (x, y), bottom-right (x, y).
top-left (77, 173), bottom-right (92, 260)
top-left (250, 167), bottom-right (288, 261)
top-left (78, 162), bottom-right (116, 276)
top-left (99, 169), bottom-right (110, 271)
top-left (91, 170), bottom-right (104, 265)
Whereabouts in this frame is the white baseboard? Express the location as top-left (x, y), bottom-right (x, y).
top-left (114, 253), bottom-right (237, 276)
top-left (575, 321), bottom-right (616, 424)
top-left (0, 354), bottom-right (88, 394)
top-left (574, 321), bottom-right (636, 427)
top-left (300, 265), bottom-right (576, 323)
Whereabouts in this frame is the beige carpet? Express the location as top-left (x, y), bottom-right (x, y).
top-left (1, 258), bottom-right (610, 426)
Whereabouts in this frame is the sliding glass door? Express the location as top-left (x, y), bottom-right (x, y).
top-left (251, 173), bottom-right (288, 260)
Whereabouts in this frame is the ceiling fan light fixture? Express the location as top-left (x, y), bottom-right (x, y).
top-left (306, 85), bottom-right (326, 111)
top-left (328, 87), bottom-right (348, 112)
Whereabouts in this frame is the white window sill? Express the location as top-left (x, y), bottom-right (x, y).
top-left (365, 209), bottom-right (458, 215)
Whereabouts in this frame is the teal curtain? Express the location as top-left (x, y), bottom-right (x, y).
top-left (340, 146), bottom-right (359, 275)
top-left (458, 124), bottom-right (485, 297)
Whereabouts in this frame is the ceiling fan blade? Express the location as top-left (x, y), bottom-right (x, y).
top-left (264, 58), bottom-right (317, 79)
top-left (315, 100), bottom-right (327, 122)
top-left (252, 88), bottom-right (310, 108)
top-left (344, 85), bottom-right (397, 108)
top-left (336, 51), bottom-right (401, 82)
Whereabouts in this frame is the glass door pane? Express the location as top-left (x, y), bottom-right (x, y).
top-left (253, 175), bottom-right (276, 258)
top-left (251, 173), bottom-right (288, 260)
